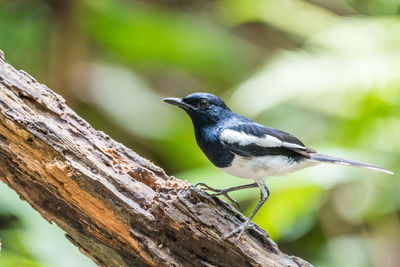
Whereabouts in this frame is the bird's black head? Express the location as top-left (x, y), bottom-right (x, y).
top-left (163, 92), bottom-right (231, 127)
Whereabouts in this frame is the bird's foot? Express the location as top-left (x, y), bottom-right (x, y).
top-left (219, 220), bottom-right (255, 242)
top-left (195, 182), bottom-right (240, 209)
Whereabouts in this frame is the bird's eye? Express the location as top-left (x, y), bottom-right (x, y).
top-left (198, 99), bottom-right (209, 109)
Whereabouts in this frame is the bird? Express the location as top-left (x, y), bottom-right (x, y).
top-left (163, 92), bottom-right (394, 241)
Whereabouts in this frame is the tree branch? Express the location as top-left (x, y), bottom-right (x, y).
top-left (0, 50), bottom-right (311, 267)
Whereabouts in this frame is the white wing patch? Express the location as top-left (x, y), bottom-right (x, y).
top-left (220, 129), bottom-right (306, 150)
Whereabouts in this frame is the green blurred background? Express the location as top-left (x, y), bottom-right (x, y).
top-left (0, 0), bottom-right (399, 266)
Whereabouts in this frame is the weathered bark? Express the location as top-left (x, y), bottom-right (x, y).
top-left (0, 50), bottom-right (312, 267)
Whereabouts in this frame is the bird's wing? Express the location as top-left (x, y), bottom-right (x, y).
top-left (219, 124), bottom-right (315, 158)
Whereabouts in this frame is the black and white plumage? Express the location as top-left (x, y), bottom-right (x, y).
top-left (163, 92), bottom-right (393, 241)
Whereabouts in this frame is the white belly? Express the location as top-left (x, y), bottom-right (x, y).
top-left (219, 155), bottom-right (317, 180)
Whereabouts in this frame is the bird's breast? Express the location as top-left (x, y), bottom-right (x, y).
top-left (195, 127), bottom-right (234, 168)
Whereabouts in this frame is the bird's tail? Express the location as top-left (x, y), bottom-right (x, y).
top-left (309, 153), bottom-right (394, 175)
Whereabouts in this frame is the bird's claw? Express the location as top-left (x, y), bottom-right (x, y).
top-left (219, 221), bottom-right (255, 242)
top-left (194, 182), bottom-right (240, 209)
top-left (194, 182), bottom-right (214, 191)
top-left (211, 191), bottom-right (240, 209)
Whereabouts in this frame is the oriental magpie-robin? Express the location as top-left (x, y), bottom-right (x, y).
top-left (163, 92), bottom-right (393, 241)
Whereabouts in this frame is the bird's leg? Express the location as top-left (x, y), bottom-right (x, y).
top-left (195, 182), bottom-right (258, 209)
top-left (220, 180), bottom-right (269, 241)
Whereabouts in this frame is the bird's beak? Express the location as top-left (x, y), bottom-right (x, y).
top-left (163, 97), bottom-right (192, 110)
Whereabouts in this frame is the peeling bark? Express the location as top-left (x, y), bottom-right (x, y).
top-left (0, 50), bottom-right (312, 267)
